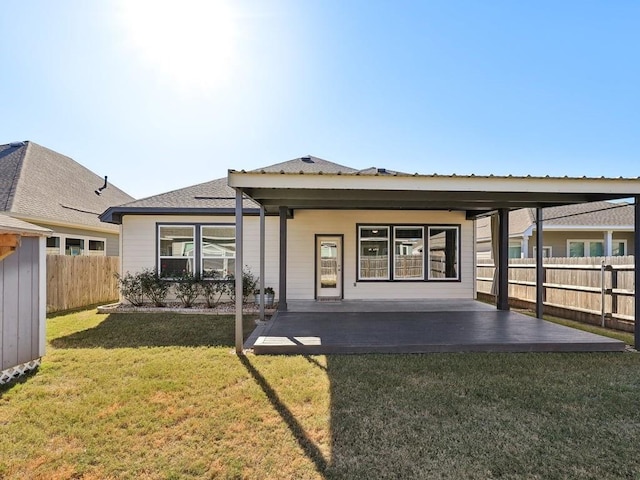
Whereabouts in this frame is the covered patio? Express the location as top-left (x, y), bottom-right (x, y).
top-left (245, 300), bottom-right (624, 354)
top-left (228, 169), bottom-right (640, 354)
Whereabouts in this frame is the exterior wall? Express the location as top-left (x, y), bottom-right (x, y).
top-left (0, 237), bottom-right (44, 372)
top-left (121, 214), bottom-right (281, 298)
top-left (38, 223), bottom-right (120, 256)
top-left (286, 210), bottom-right (474, 300)
top-left (528, 231), bottom-right (634, 257)
top-left (121, 209), bottom-right (473, 302)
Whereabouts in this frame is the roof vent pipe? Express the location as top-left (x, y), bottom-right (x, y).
top-left (377, 168), bottom-right (387, 174)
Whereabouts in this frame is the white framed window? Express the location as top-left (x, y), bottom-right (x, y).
top-left (158, 225), bottom-right (195, 277)
top-left (567, 239), bottom-right (627, 257)
top-left (533, 246), bottom-right (553, 258)
top-left (393, 226), bottom-right (424, 280)
top-left (358, 226), bottom-right (390, 280)
top-left (427, 226), bottom-right (459, 280)
top-left (508, 243), bottom-right (522, 259)
top-left (158, 224), bottom-right (236, 279)
top-left (45, 234), bottom-right (107, 256)
top-left (201, 225), bottom-right (236, 278)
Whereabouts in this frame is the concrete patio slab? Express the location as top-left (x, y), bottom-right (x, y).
top-left (245, 300), bottom-right (625, 354)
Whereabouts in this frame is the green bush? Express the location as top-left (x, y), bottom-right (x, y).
top-left (199, 270), bottom-right (229, 308)
top-left (139, 269), bottom-right (170, 307)
top-left (115, 271), bottom-right (145, 306)
top-left (174, 271), bottom-right (201, 308)
top-left (227, 266), bottom-right (258, 304)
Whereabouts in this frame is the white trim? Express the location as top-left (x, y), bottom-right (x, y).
top-left (393, 226), bottom-right (425, 280)
top-left (229, 170), bottom-right (640, 196)
top-left (9, 214), bottom-right (119, 234)
top-left (46, 233), bottom-right (107, 256)
top-left (358, 225), bottom-right (390, 280)
top-left (533, 246), bottom-right (553, 258)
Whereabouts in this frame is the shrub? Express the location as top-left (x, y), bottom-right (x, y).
top-left (227, 266), bottom-right (258, 303)
top-left (174, 271), bottom-right (201, 308)
top-left (115, 271), bottom-right (145, 306)
top-left (139, 268), bottom-right (170, 307)
top-left (199, 271), bottom-right (228, 308)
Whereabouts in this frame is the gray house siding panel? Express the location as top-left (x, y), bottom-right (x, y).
top-left (1, 250), bottom-right (20, 371)
top-left (1, 237), bottom-right (41, 371)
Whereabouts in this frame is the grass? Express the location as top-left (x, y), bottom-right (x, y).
top-left (0, 310), bottom-right (639, 479)
top-left (541, 313), bottom-right (635, 346)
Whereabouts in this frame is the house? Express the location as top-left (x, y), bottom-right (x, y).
top-left (100, 156), bottom-right (360, 291)
top-left (0, 141), bottom-right (134, 256)
top-left (476, 201), bottom-right (634, 259)
top-left (101, 155), bottom-right (640, 351)
top-left (0, 214), bottom-right (50, 384)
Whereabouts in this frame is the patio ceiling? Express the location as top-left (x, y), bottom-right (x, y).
top-left (228, 170), bottom-right (640, 217)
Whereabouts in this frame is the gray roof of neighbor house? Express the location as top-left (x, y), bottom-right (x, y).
top-left (476, 201), bottom-right (634, 241)
top-left (0, 141), bottom-right (134, 231)
top-left (100, 156), bottom-right (358, 223)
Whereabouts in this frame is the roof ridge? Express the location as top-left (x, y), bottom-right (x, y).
top-left (2, 141), bottom-right (29, 211)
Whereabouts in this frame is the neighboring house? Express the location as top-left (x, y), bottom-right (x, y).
top-left (0, 214), bottom-right (50, 384)
top-left (476, 202), bottom-right (634, 259)
top-left (0, 141), bottom-right (134, 256)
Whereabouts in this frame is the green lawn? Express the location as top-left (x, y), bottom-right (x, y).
top-left (1, 310), bottom-right (640, 479)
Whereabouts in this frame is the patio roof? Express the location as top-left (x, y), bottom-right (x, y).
top-left (227, 170), bottom-right (640, 217)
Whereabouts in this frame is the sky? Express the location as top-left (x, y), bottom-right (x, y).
top-left (1, 1), bottom-right (639, 200)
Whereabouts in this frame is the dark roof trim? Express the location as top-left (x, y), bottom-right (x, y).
top-left (99, 206), bottom-right (277, 224)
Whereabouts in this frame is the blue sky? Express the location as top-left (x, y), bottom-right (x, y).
top-left (1, 1), bottom-right (638, 199)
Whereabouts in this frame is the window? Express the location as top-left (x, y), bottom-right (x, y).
top-left (568, 239), bottom-right (626, 257)
top-left (88, 240), bottom-right (105, 255)
top-left (201, 226), bottom-right (236, 278)
top-left (159, 225), bottom-right (195, 277)
top-left (358, 226), bottom-right (389, 279)
top-left (65, 238), bottom-right (84, 256)
top-left (394, 227), bottom-right (423, 280)
top-left (158, 224), bottom-right (235, 278)
top-left (46, 236), bottom-right (60, 255)
top-left (533, 246), bottom-right (552, 258)
top-left (428, 226), bottom-right (459, 280)
top-left (508, 244), bottom-right (522, 259)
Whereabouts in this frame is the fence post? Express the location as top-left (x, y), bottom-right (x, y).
top-left (600, 260), bottom-right (606, 327)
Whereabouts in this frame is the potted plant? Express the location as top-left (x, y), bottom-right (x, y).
top-left (254, 286), bottom-right (275, 307)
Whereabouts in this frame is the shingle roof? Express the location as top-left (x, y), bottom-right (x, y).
top-left (251, 156), bottom-right (357, 174)
top-left (0, 141), bottom-right (134, 231)
top-left (542, 201), bottom-right (633, 227)
top-left (109, 156), bottom-right (356, 213)
top-left (0, 213), bottom-right (52, 236)
top-left (115, 177), bottom-right (257, 209)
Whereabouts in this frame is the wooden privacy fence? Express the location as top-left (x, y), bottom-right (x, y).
top-left (477, 256), bottom-right (635, 331)
top-left (47, 255), bottom-right (119, 313)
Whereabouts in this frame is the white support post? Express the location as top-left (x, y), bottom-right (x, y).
top-left (521, 235), bottom-right (529, 259)
top-left (235, 189), bottom-right (244, 355)
top-left (604, 230), bottom-right (613, 257)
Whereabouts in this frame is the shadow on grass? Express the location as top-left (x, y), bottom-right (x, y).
top-left (50, 313), bottom-right (257, 349)
top-left (239, 356), bottom-right (328, 477)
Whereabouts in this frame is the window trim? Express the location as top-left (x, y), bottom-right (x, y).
top-left (357, 225), bottom-right (390, 280)
top-left (45, 233), bottom-right (107, 256)
top-left (393, 226), bottom-right (425, 281)
top-left (426, 225), bottom-right (460, 281)
top-left (156, 222), bottom-right (235, 279)
top-left (566, 239), bottom-right (627, 257)
top-left (356, 223), bottom-right (461, 283)
top-left (533, 246), bottom-right (553, 258)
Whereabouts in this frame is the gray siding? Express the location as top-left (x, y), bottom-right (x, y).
top-left (1, 237), bottom-right (42, 371)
